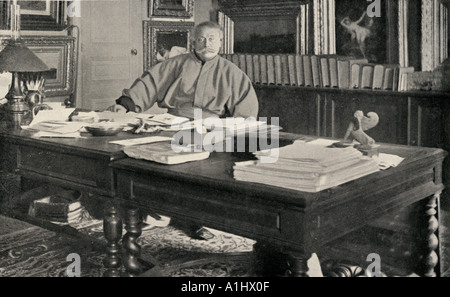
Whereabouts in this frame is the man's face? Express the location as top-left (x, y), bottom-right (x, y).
top-left (193, 27), bottom-right (222, 61)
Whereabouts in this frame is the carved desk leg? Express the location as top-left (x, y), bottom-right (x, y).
top-left (253, 243), bottom-right (310, 277)
top-left (122, 207), bottom-right (143, 277)
top-left (103, 205), bottom-right (123, 277)
top-left (287, 250), bottom-right (311, 277)
top-left (424, 192), bottom-right (441, 277)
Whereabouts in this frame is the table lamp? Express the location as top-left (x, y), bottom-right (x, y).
top-left (0, 2), bottom-right (50, 124)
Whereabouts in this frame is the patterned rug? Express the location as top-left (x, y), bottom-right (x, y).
top-left (0, 213), bottom-right (258, 277)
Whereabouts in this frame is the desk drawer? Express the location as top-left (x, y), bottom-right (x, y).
top-left (116, 170), bottom-right (307, 246)
top-left (17, 145), bottom-right (114, 195)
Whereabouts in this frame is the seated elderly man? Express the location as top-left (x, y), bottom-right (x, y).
top-left (111, 21), bottom-right (258, 120)
top-left (109, 21), bottom-right (259, 238)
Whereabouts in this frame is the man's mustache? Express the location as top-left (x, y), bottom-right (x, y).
top-left (198, 48), bottom-right (217, 53)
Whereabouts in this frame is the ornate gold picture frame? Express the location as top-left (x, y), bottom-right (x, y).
top-left (0, 36), bottom-right (77, 98)
top-left (143, 21), bottom-right (194, 69)
top-left (0, 0), bottom-right (67, 31)
top-left (149, 0), bottom-right (194, 18)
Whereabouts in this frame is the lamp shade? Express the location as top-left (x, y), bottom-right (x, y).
top-left (0, 39), bottom-right (50, 72)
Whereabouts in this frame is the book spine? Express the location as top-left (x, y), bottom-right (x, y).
top-left (267, 55), bottom-right (275, 85)
top-left (310, 55), bottom-right (321, 87)
top-left (337, 60), bottom-right (350, 89)
top-left (350, 63), bottom-right (361, 89)
top-left (260, 55), bottom-right (268, 85)
top-left (239, 54), bottom-right (247, 74)
top-left (393, 67), bottom-right (399, 91)
top-left (303, 55), bottom-right (313, 87)
top-left (382, 67), bottom-right (394, 90)
top-left (329, 58), bottom-right (338, 88)
top-left (320, 57), bottom-right (330, 88)
top-left (253, 55), bottom-right (261, 84)
top-left (246, 54), bottom-right (254, 82)
top-left (281, 55), bottom-right (290, 85)
top-left (231, 54), bottom-right (239, 67)
top-left (288, 55), bottom-right (296, 86)
top-left (274, 55), bottom-right (283, 85)
top-left (360, 64), bottom-right (374, 89)
top-left (295, 55), bottom-right (304, 86)
top-left (372, 65), bottom-right (385, 90)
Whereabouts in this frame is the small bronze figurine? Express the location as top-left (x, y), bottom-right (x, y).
top-left (343, 110), bottom-right (379, 153)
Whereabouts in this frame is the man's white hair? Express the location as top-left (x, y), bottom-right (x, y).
top-left (191, 21), bottom-right (224, 42)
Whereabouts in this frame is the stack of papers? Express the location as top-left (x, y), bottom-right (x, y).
top-left (123, 142), bottom-right (210, 165)
top-left (95, 112), bottom-right (193, 133)
top-left (233, 141), bottom-right (380, 192)
top-left (23, 108), bottom-right (83, 138)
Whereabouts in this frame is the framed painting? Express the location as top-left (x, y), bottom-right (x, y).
top-left (0, 0), bottom-right (67, 31)
top-left (0, 36), bottom-right (78, 98)
top-left (334, 0), bottom-right (392, 64)
top-left (17, 0), bottom-right (51, 15)
top-left (149, 0), bottom-right (194, 18)
top-left (217, 0), bottom-right (307, 55)
top-left (143, 21), bottom-right (194, 69)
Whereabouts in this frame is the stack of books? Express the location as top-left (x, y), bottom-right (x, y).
top-left (233, 141), bottom-right (379, 193)
top-left (28, 190), bottom-right (83, 224)
top-left (222, 53), bottom-right (415, 92)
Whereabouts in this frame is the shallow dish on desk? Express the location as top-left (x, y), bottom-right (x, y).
top-left (84, 121), bottom-right (125, 136)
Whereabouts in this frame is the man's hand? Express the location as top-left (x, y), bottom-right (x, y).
top-left (105, 104), bottom-right (127, 113)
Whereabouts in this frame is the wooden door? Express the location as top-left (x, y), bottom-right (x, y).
top-left (76, 0), bottom-right (143, 110)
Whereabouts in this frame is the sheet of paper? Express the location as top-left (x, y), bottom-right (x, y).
top-left (377, 153), bottom-right (405, 170)
top-left (109, 136), bottom-right (172, 146)
top-left (33, 131), bottom-right (82, 138)
top-left (306, 138), bottom-right (340, 147)
top-left (28, 121), bottom-right (84, 134)
top-left (29, 108), bottom-right (75, 126)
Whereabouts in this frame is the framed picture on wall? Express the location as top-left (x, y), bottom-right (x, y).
top-left (143, 21), bottom-right (194, 69)
top-left (218, 1), bottom-right (307, 55)
top-left (149, 0), bottom-right (194, 18)
top-left (0, 0), bottom-right (67, 31)
top-left (0, 36), bottom-right (78, 98)
top-left (334, 0), bottom-right (395, 64)
top-left (17, 0), bottom-right (51, 15)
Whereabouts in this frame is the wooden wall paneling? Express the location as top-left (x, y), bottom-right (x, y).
top-left (406, 95), bottom-right (444, 148)
top-left (415, 97), bottom-right (445, 148)
top-left (408, 96), bottom-right (419, 146)
top-left (325, 93), bottom-right (409, 145)
top-left (317, 92), bottom-right (325, 137)
top-left (255, 86), bottom-right (318, 136)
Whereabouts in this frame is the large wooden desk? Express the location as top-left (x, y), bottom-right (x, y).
top-left (0, 125), bottom-right (130, 197)
top-left (111, 139), bottom-right (447, 277)
top-left (0, 124), bottom-right (447, 277)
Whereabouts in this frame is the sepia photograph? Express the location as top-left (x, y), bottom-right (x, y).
top-left (0, 0), bottom-right (449, 287)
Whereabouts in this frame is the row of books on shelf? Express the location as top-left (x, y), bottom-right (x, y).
top-left (221, 53), bottom-right (419, 92)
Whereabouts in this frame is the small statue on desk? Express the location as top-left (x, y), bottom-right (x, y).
top-left (343, 110), bottom-right (380, 156)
